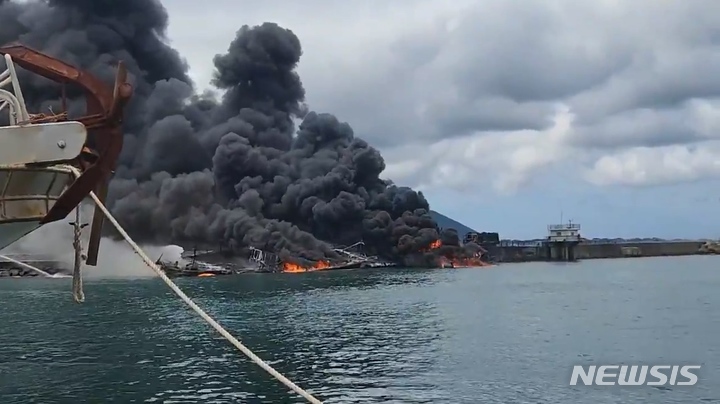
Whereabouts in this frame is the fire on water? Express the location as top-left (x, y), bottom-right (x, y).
top-left (279, 238), bottom-right (490, 273)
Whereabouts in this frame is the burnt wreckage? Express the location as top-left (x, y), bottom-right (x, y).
top-left (248, 242), bottom-right (397, 273)
top-left (155, 227), bottom-right (492, 275)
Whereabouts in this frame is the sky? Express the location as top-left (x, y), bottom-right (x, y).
top-left (161, 0), bottom-right (720, 240)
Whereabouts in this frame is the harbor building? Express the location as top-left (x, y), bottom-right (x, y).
top-left (545, 221), bottom-right (581, 261)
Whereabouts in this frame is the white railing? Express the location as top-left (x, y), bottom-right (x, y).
top-left (0, 54), bottom-right (30, 125)
top-left (547, 223), bottom-right (581, 231)
top-left (333, 241), bottom-right (368, 261)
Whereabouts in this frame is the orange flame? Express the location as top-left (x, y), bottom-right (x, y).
top-left (281, 259), bottom-right (332, 273)
top-left (314, 260), bottom-right (331, 270)
top-left (420, 239), bottom-right (442, 252)
top-left (282, 262), bottom-right (305, 273)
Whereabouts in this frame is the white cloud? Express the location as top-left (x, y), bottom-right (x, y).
top-left (384, 106), bottom-right (574, 193)
top-left (584, 142), bottom-right (720, 187)
top-left (583, 99), bottom-right (720, 186)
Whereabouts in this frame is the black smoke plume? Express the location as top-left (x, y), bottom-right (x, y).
top-left (0, 0), bottom-right (482, 266)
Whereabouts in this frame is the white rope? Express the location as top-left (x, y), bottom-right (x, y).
top-left (72, 262), bottom-right (84, 302)
top-left (70, 168), bottom-right (322, 403)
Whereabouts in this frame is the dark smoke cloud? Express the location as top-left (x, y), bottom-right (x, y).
top-left (1, 0), bottom-right (481, 266)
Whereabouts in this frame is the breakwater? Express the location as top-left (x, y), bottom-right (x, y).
top-left (0, 255), bottom-right (61, 277)
top-left (489, 241), bottom-right (705, 263)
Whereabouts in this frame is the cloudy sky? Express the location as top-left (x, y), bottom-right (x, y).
top-left (163, 0), bottom-right (720, 240)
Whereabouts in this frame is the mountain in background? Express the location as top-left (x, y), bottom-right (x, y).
top-left (430, 210), bottom-right (477, 236)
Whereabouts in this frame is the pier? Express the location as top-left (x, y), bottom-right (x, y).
top-left (490, 239), bottom-right (705, 263)
top-left (465, 223), bottom-right (706, 263)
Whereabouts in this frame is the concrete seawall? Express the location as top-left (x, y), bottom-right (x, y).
top-left (489, 245), bottom-right (542, 263)
top-left (575, 241), bottom-right (703, 259)
top-left (490, 241), bottom-right (704, 263)
top-left (0, 258), bottom-right (61, 277)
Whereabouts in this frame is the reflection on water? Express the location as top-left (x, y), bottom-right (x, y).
top-left (1, 257), bottom-right (719, 403)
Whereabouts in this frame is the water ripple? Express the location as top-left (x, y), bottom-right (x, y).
top-left (0, 258), bottom-right (719, 403)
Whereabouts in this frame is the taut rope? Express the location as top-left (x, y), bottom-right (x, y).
top-left (66, 166), bottom-right (323, 403)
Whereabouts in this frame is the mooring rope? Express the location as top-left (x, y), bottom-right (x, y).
top-left (71, 207), bottom-right (85, 303)
top-left (65, 167), bottom-right (323, 404)
top-left (71, 252), bottom-right (84, 303)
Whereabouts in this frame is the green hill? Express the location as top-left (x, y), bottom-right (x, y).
top-left (429, 210), bottom-right (477, 236)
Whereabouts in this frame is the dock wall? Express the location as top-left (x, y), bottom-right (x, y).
top-left (490, 241), bottom-right (704, 263)
top-left (488, 245), bottom-right (543, 263)
top-left (575, 241), bottom-right (702, 259)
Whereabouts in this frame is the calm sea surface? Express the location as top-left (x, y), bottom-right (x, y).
top-left (0, 255), bottom-right (719, 403)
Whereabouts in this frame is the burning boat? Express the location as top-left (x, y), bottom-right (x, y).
top-left (248, 242), bottom-right (397, 273)
top-left (0, 43), bottom-right (131, 261)
top-left (155, 249), bottom-right (233, 278)
top-left (422, 238), bottom-right (491, 268)
top-left (247, 246), bottom-right (332, 273)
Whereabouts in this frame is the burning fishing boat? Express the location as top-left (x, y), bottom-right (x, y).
top-left (248, 242), bottom-right (397, 273)
top-left (0, 43), bottom-right (131, 260)
top-left (155, 248), bottom-right (233, 278)
top-left (422, 238), bottom-right (491, 268)
top-left (247, 246), bottom-right (330, 273)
